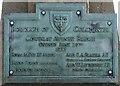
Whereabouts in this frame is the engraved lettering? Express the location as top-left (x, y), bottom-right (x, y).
top-left (73, 26), bottom-right (109, 33)
top-left (11, 27), bottom-right (39, 32)
top-left (38, 42), bottom-right (57, 47)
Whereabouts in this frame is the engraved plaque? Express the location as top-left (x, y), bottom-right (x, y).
top-left (4, 3), bottom-right (118, 83)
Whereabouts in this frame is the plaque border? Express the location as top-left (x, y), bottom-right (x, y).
top-left (3, 3), bottom-right (118, 83)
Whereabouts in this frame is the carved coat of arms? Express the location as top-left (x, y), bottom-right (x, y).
top-left (50, 12), bottom-right (71, 35)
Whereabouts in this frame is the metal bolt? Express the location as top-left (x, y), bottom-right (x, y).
top-left (92, 22), bottom-right (97, 25)
top-left (75, 26), bottom-right (79, 30)
top-left (10, 70), bottom-right (14, 75)
top-left (10, 21), bottom-right (14, 26)
top-left (41, 10), bottom-right (46, 15)
top-left (76, 10), bottom-right (81, 15)
top-left (108, 70), bottom-right (113, 75)
top-left (107, 21), bottom-right (112, 26)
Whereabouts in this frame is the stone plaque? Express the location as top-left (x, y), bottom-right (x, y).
top-left (4, 3), bottom-right (118, 83)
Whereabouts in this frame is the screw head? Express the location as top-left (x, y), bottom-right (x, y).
top-left (108, 70), bottom-right (113, 75)
top-left (75, 26), bottom-right (79, 30)
top-left (107, 21), bottom-right (112, 26)
top-left (41, 10), bottom-right (46, 15)
top-left (10, 21), bottom-right (14, 26)
top-left (9, 70), bottom-right (14, 75)
top-left (76, 10), bottom-right (81, 15)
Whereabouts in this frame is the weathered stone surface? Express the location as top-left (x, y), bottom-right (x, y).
top-left (89, 2), bottom-right (114, 13)
top-left (2, 2), bottom-right (28, 14)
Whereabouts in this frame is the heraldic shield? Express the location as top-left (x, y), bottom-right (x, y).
top-left (50, 12), bottom-right (71, 35)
